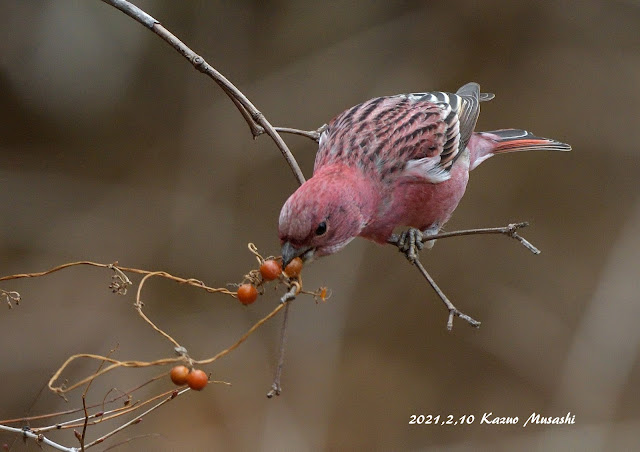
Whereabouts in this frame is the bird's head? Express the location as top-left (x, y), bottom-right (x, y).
top-left (278, 168), bottom-right (374, 268)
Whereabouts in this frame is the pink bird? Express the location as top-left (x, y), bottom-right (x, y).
top-left (279, 82), bottom-right (570, 268)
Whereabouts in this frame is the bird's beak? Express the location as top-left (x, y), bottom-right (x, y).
top-left (281, 241), bottom-right (304, 269)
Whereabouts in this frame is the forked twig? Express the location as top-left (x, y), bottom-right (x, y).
top-left (388, 222), bottom-right (540, 330)
top-left (412, 259), bottom-right (481, 331)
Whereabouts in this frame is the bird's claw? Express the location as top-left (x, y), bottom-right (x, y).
top-left (397, 228), bottom-right (425, 263)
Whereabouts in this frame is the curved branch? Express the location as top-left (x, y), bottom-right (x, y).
top-left (99, 0), bottom-right (306, 186)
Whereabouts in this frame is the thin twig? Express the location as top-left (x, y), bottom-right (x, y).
top-left (412, 259), bottom-right (481, 331)
top-left (1, 373), bottom-right (161, 426)
top-left (2, 260), bottom-right (237, 395)
top-left (43, 385), bottom-right (221, 431)
top-left (134, 272), bottom-right (182, 349)
top-left (83, 388), bottom-right (189, 449)
top-left (101, 433), bottom-right (164, 451)
top-left (266, 284), bottom-right (298, 398)
top-left (266, 302), bottom-right (290, 398)
top-left (49, 354), bottom-right (182, 394)
top-left (0, 261), bottom-right (235, 296)
top-left (274, 127), bottom-right (322, 142)
top-left (0, 425), bottom-right (78, 452)
top-left (8, 387), bottom-right (194, 450)
top-left (0, 258), bottom-right (287, 397)
top-left (0, 261), bottom-right (113, 282)
top-left (79, 348), bottom-right (115, 451)
top-left (195, 302), bottom-right (285, 365)
top-left (387, 222), bottom-right (541, 254)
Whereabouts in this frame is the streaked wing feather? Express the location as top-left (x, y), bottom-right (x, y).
top-left (409, 82), bottom-right (486, 170)
top-left (454, 82), bottom-right (481, 162)
top-left (316, 83), bottom-right (491, 183)
top-left (408, 91), bottom-right (460, 167)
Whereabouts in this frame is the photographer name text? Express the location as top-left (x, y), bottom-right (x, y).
top-left (408, 412), bottom-right (575, 427)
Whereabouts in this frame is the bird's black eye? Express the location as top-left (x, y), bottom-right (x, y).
top-left (315, 221), bottom-right (327, 236)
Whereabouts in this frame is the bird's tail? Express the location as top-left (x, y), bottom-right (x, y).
top-left (468, 129), bottom-right (571, 170)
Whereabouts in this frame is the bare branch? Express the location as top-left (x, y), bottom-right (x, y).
top-left (99, 0), bottom-right (306, 185)
top-left (266, 285), bottom-right (298, 398)
top-left (388, 222), bottom-right (541, 254)
top-left (0, 425), bottom-right (78, 452)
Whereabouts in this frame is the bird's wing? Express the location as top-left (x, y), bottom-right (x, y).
top-left (407, 82), bottom-right (491, 170)
top-left (315, 84), bottom-right (493, 181)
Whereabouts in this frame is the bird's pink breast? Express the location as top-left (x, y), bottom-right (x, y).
top-left (359, 157), bottom-right (469, 243)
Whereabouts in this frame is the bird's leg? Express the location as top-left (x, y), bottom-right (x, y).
top-left (412, 258), bottom-right (481, 330)
top-left (396, 227), bottom-right (425, 263)
top-left (396, 224), bottom-right (440, 263)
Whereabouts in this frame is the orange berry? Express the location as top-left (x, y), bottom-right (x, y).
top-left (260, 259), bottom-right (282, 281)
top-left (284, 257), bottom-right (303, 277)
top-left (237, 283), bottom-right (258, 305)
top-left (187, 369), bottom-right (208, 391)
top-left (170, 365), bottom-right (190, 386)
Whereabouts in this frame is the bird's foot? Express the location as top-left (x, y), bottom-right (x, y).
top-left (397, 228), bottom-right (425, 263)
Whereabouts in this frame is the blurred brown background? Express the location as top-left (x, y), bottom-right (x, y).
top-left (1, 1), bottom-right (639, 451)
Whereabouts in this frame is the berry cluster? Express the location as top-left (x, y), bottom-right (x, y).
top-left (170, 365), bottom-right (208, 391)
top-left (237, 257), bottom-right (303, 305)
top-left (167, 255), bottom-right (305, 389)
